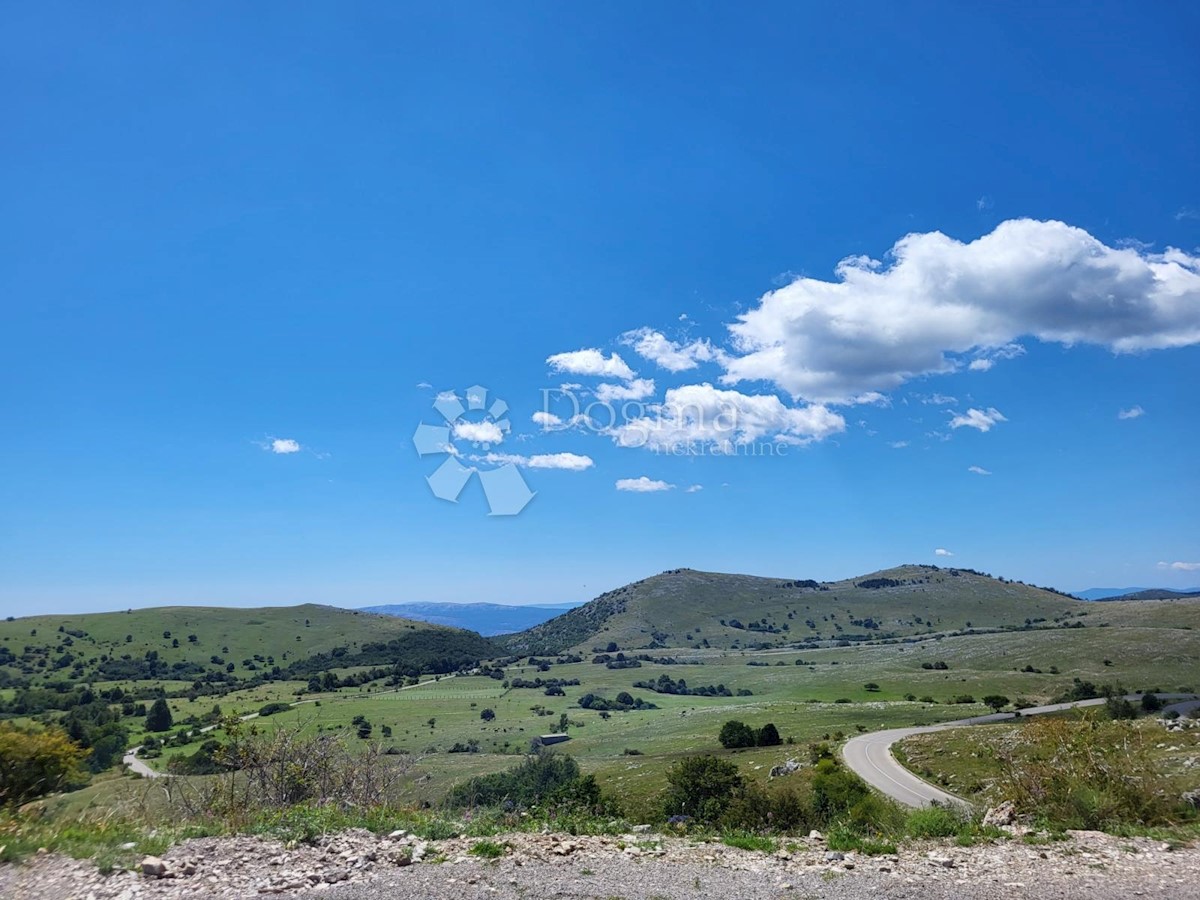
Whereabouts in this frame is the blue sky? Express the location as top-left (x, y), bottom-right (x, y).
top-left (2, 3), bottom-right (1198, 616)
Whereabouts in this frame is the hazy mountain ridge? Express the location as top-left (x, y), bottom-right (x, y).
top-left (357, 602), bottom-right (581, 636)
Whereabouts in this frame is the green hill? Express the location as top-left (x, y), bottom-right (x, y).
top-left (0, 603), bottom-right (500, 688)
top-left (1097, 588), bottom-right (1200, 601)
top-left (498, 564), bottom-right (1088, 655)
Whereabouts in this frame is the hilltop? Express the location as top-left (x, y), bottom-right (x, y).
top-left (0, 603), bottom-right (500, 689)
top-left (497, 564), bottom-right (1085, 655)
top-left (1092, 588), bottom-right (1200, 601)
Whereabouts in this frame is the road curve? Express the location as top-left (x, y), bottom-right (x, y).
top-left (841, 693), bottom-right (1196, 808)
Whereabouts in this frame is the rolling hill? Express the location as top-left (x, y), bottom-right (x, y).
top-left (0, 603), bottom-right (500, 688)
top-left (497, 564), bottom-right (1090, 655)
top-left (1077, 586), bottom-right (1200, 600)
top-left (358, 602), bottom-right (580, 636)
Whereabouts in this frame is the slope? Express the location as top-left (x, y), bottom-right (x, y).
top-left (0, 603), bottom-right (500, 687)
top-left (358, 602), bottom-right (575, 636)
top-left (498, 564), bottom-right (1085, 655)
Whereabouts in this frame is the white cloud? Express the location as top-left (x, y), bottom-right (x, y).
top-left (1176, 207), bottom-right (1200, 222)
top-left (480, 452), bottom-right (594, 471)
top-left (935, 548), bottom-right (954, 557)
top-left (685, 484), bottom-right (703, 493)
top-left (453, 421), bottom-right (505, 444)
top-left (616, 476), bottom-right (675, 492)
top-left (594, 378), bottom-right (656, 402)
top-left (416, 381), bottom-right (433, 389)
top-left (721, 219), bottom-right (1200, 403)
top-left (1117, 405), bottom-right (1145, 420)
top-left (268, 438), bottom-right (301, 454)
top-left (976, 196), bottom-right (993, 211)
top-left (968, 465), bottom-right (992, 476)
top-left (950, 407), bottom-right (1007, 433)
top-left (621, 328), bottom-right (720, 373)
top-left (546, 349), bottom-right (635, 380)
top-left (888, 440), bottom-right (909, 449)
top-left (608, 383), bottom-right (846, 452)
top-left (1158, 561), bottom-right (1200, 572)
top-left (921, 393), bottom-right (958, 406)
top-left (532, 411), bottom-right (564, 429)
top-left (968, 359), bottom-right (994, 372)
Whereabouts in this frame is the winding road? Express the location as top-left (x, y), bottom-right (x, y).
top-left (841, 693), bottom-right (1197, 808)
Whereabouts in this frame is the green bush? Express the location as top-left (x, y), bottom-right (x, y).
top-left (810, 759), bottom-right (869, 824)
top-left (445, 751), bottom-right (585, 809)
top-left (258, 702), bottom-right (292, 717)
top-left (905, 805), bottom-right (967, 838)
top-left (719, 721), bottom-right (756, 749)
top-left (661, 755), bottom-right (743, 822)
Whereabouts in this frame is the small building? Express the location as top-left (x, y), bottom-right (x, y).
top-left (532, 733), bottom-right (571, 748)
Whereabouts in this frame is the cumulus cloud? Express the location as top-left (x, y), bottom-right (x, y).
top-left (968, 465), bottom-right (993, 475)
top-left (594, 378), bottom-right (656, 402)
top-left (685, 484), bottom-right (703, 493)
top-left (480, 452), bottom-right (594, 471)
top-left (546, 349), bottom-right (635, 380)
top-left (532, 411), bottom-right (564, 429)
top-left (1118, 405), bottom-right (1145, 420)
top-left (616, 476), bottom-right (675, 492)
top-left (267, 438), bottom-right (301, 454)
top-left (921, 393), bottom-right (958, 406)
top-left (1158, 561), bottom-right (1200, 572)
top-left (888, 440), bottom-right (910, 449)
top-left (453, 420), bottom-right (505, 444)
top-left (935, 548), bottom-right (954, 557)
top-left (950, 407), bottom-right (1007, 432)
top-left (621, 328), bottom-right (721, 373)
top-left (608, 383), bottom-right (845, 452)
top-left (720, 219), bottom-right (1200, 403)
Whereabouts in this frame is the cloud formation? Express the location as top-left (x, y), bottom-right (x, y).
top-left (720, 219), bottom-right (1200, 403)
top-left (935, 548), bottom-right (954, 557)
top-left (950, 408), bottom-right (1007, 433)
top-left (267, 438), bottom-right (301, 454)
top-left (547, 349), bottom-right (635, 380)
top-left (616, 476), bottom-right (675, 492)
top-left (594, 378), bottom-right (656, 402)
top-left (622, 328), bottom-right (721, 373)
top-left (1158, 561), bottom-right (1200, 572)
top-left (968, 465), bottom-right (993, 476)
top-left (1118, 405), bottom-right (1145, 420)
top-left (453, 421), bottom-right (505, 444)
top-left (608, 383), bottom-right (845, 452)
top-left (481, 452), bottom-right (593, 471)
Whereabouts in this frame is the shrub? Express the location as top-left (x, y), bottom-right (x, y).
top-left (258, 702), bottom-right (292, 717)
top-left (756, 723), bottom-right (782, 747)
top-left (905, 805), bottom-right (967, 839)
top-left (662, 756), bottom-right (743, 822)
top-left (810, 760), bottom-right (869, 824)
top-left (144, 698), bottom-right (173, 732)
top-left (1140, 693), bottom-right (1163, 712)
top-left (0, 723), bottom-right (86, 806)
top-left (719, 720), bottom-right (757, 750)
top-left (446, 751), bottom-right (582, 809)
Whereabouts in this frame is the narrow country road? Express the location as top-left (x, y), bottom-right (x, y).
top-left (841, 692), bottom-right (1196, 808)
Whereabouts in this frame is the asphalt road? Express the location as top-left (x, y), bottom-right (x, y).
top-left (841, 693), bottom-right (1197, 808)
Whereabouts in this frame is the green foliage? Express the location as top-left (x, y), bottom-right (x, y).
top-left (258, 702), bottom-right (292, 717)
top-left (721, 831), bottom-right (777, 852)
top-left (756, 723), bottom-right (782, 747)
top-left (0, 723), bottom-right (86, 806)
top-left (810, 759), bottom-right (870, 823)
top-left (661, 755), bottom-right (744, 822)
top-left (719, 720), bottom-right (757, 749)
top-left (905, 805), bottom-right (969, 838)
top-left (468, 839), bottom-right (508, 858)
top-left (1105, 696), bottom-right (1138, 719)
top-left (1140, 693), bottom-right (1164, 712)
top-left (981, 695), bottom-right (1010, 711)
top-left (445, 751), bottom-right (585, 809)
top-left (144, 698), bottom-right (173, 732)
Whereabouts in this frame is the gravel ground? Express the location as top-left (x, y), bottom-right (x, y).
top-left (2, 828), bottom-right (1198, 900)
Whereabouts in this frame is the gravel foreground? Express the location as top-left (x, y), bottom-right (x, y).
top-left (3, 828), bottom-right (1198, 900)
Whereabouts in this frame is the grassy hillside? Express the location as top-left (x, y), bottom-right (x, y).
top-left (0, 603), bottom-right (500, 688)
top-left (499, 564), bottom-right (1085, 654)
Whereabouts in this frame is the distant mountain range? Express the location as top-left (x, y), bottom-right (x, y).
top-left (356, 601), bottom-right (582, 636)
top-left (1076, 587), bottom-right (1200, 601)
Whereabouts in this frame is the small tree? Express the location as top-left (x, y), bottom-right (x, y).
top-left (480, 708), bottom-right (495, 722)
top-left (719, 720), bottom-right (756, 749)
top-left (661, 755), bottom-right (743, 822)
top-left (756, 723), bottom-right (782, 747)
top-left (1140, 693), bottom-right (1163, 712)
top-left (982, 695), bottom-right (1010, 712)
top-left (0, 723), bottom-right (86, 806)
top-left (145, 698), bottom-right (173, 732)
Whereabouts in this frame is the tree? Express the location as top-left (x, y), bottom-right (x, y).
top-left (480, 708), bottom-right (495, 722)
top-left (756, 723), bottom-right (782, 747)
top-left (863, 682), bottom-right (881, 692)
top-left (719, 720), bottom-right (756, 749)
top-left (662, 755), bottom-right (743, 822)
top-left (145, 698), bottom-right (173, 732)
top-left (982, 695), bottom-right (1010, 712)
top-left (1140, 692), bottom-right (1163, 712)
top-left (0, 723), bottom-right (86, 806)
top-left (356, 721), bottom-right (373, 740)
